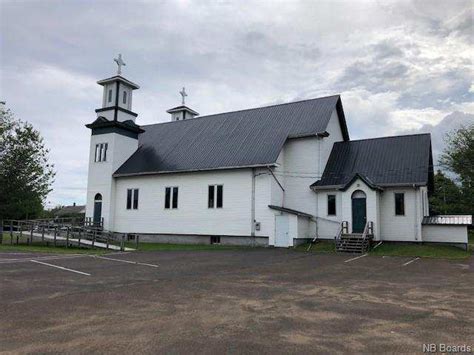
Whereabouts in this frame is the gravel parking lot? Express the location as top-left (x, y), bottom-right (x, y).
top-left (0, 249), bottom-right (472, 354)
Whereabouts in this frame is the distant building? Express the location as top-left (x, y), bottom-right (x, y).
top-left (55, 203), bottom-right (86, 218)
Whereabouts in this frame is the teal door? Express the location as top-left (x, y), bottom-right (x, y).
top-left (352, 198), bottom-right (366, 233)
top-left (93, 193), bottom-right (102, 226)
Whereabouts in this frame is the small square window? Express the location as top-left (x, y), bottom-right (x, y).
top-left (211, 236), bottom-right (221, 244)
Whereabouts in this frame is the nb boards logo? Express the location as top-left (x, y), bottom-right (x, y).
top-left (423, 343), bottom-right (472, 353)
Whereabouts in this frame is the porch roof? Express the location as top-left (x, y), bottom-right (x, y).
top-left (268, 205), bottom-right (314, 218)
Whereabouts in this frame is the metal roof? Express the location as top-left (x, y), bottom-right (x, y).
top-left (166, 105), bottom-right (199, 115)
top-left (268, 205), bottom-right (314, 218)
top-left (422, 215), bottom-right (472, 226)
top-left (55, 205), bottom-right (86, 216)
top-left (311, 134), bottom-right (434, 190)
top-left (114, 95), bottom-right (348, 176)
top-left (97, 75), bottom-right (140, 89)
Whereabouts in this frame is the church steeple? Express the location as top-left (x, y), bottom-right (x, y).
top-left (95, 54), bottom-right (140, 123)
top-left (167, 86), bottom-right (199, 121)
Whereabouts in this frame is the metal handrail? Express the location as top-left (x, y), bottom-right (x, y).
top-left (361, 221), bottom-right (373, 252)
top-left (334, 221), bottom-right (348, 250)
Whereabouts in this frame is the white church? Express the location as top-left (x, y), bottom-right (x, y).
top-left (85, 56), bottom-right (470, 249)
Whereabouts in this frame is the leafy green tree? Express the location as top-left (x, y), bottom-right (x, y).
top-left (438, 125), bottom-right (474, 215)
top-left (0, 104), bottom-right (55, 220)
top-left (430, 170), bottom-right (464, 215)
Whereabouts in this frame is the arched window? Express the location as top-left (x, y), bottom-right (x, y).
top-left (351, 190), bottom-right (366, 199)
top-left (94, 193), bottom-right (102, 202)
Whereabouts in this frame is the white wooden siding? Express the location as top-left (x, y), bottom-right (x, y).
top-left (422, 225), bottom-right (468, 244)
top-left (113, 169), bottom-right (254, 235)
top-left (85, 133), bottom-right (138, 230)
top-left (379, 187), bottom-right (423, 241)
top-left (272, 108), bottom-right (344, 216)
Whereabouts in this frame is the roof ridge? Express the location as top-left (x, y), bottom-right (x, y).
top-left (335, 133), bottom-right (431, 144)
top-left (139, 94), bottom-right (341, 128)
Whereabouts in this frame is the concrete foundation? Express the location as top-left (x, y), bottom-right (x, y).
top-left (115, 233), bottom-right (269, 247)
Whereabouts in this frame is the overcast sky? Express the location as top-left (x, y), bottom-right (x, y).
top-left (1, 0), bottom-right (473, 208)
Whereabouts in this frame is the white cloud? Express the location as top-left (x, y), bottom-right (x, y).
top-left (0, 0), bottom-right (472, 206)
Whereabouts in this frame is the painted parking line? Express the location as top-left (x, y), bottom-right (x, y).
top-left (344, 254), bottom-right (368, 263)
top-left (90, 255), bottom-right (159, 268)
top-left (402, 257), bottom-right (420, 266)
top-left (0, 254), bottom-right (87, 264)
top-left (30, 260), bottom-right (91, 276)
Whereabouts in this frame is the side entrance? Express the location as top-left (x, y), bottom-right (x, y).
top-left (275, 215), bottom-right (290, 247)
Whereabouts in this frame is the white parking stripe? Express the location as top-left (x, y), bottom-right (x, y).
top-left (0, 254), bottom-right (87, 264)
top-left (402, 257), bottom-right (420, 266)
top-left (344, 254), bottom-right (368, 263)
top-left (30, 260), bottom-right (91, 276)
top-left (90, 255), bottom-right (159, 268)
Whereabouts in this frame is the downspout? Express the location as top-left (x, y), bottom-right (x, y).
top-left (251, 168), bottom-right (256, 237)
top-left (413, 184), bottom-right (419, 241)
top-left (316, 138), bottom-right (322, 239)
top-left (314, 186), bottom-right (319, 239)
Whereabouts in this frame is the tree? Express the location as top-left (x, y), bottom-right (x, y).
top-left (429, 170), bottom-right (464, 215)
top-left (0, 104), bottom-right (56, 220)
top-left (438, 125), bottom-right (474, 215)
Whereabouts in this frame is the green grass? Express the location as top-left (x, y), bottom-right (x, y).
top-left (126, 242), bottom-right (258, 252)
top-left (294, 241), bottom-right (336, 254)
top-left (468, 229), bottom-right (474, 250)
top-left (369, 242), bottom-right (470, 259)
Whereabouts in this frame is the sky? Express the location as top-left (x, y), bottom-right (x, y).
top-left (1, 0), bottom-right (473, 208)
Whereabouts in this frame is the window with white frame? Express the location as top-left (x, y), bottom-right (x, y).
top-left (165, 187), bottom-right (179, 209)
top-left (126, 189), bottom-right (139, 210)
top-left (108, 89), bottom-right (113, 103)
top-left (208, 185), bottom-right (223, 208)
top-left (123, 91), bottom-right (127, 104)
top-left (94, 143), bottom-right (108, 162)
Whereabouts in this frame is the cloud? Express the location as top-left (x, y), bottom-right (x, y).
top-left (401, 111), bottom-right (474, 165)
top-left (0, 0), bottom-right (472, 207)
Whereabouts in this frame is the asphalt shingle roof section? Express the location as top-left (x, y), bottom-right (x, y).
top-left (311, 134), bottom-right (434, 190)
top-left (114, 95), bottom-right (348, 176)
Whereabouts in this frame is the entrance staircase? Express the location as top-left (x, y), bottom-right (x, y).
top-left (335, 221), bottom-right (373, 254)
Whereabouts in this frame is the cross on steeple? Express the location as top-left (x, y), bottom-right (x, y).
top-left (180, 87), bottom-right (187, 105)
top-left (114, 54), bottom-right (126, 75)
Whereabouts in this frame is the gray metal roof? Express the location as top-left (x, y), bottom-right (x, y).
top-left (114, 95), bottom-right (348, 176)
top-left (422, 215), bottom-right (472, 226)
top-left (55, 205), bottom-right (86, 216)
top-left (268, 205), bottom-right (314, 218)
top-left (311, 134), bottom-right (434, 190)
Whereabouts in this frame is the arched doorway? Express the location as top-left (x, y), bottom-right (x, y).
top-left (93, 193), bottom-right (102, 226)
top-left (351, 190), bottom-right (367, 233)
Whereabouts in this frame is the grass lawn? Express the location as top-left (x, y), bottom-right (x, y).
top-left (370, 242), bottom-right (470, 259)
top-left (294, 240), bottom-right (335, 254)
top-left (469, 229), bottom-right (474, 250)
